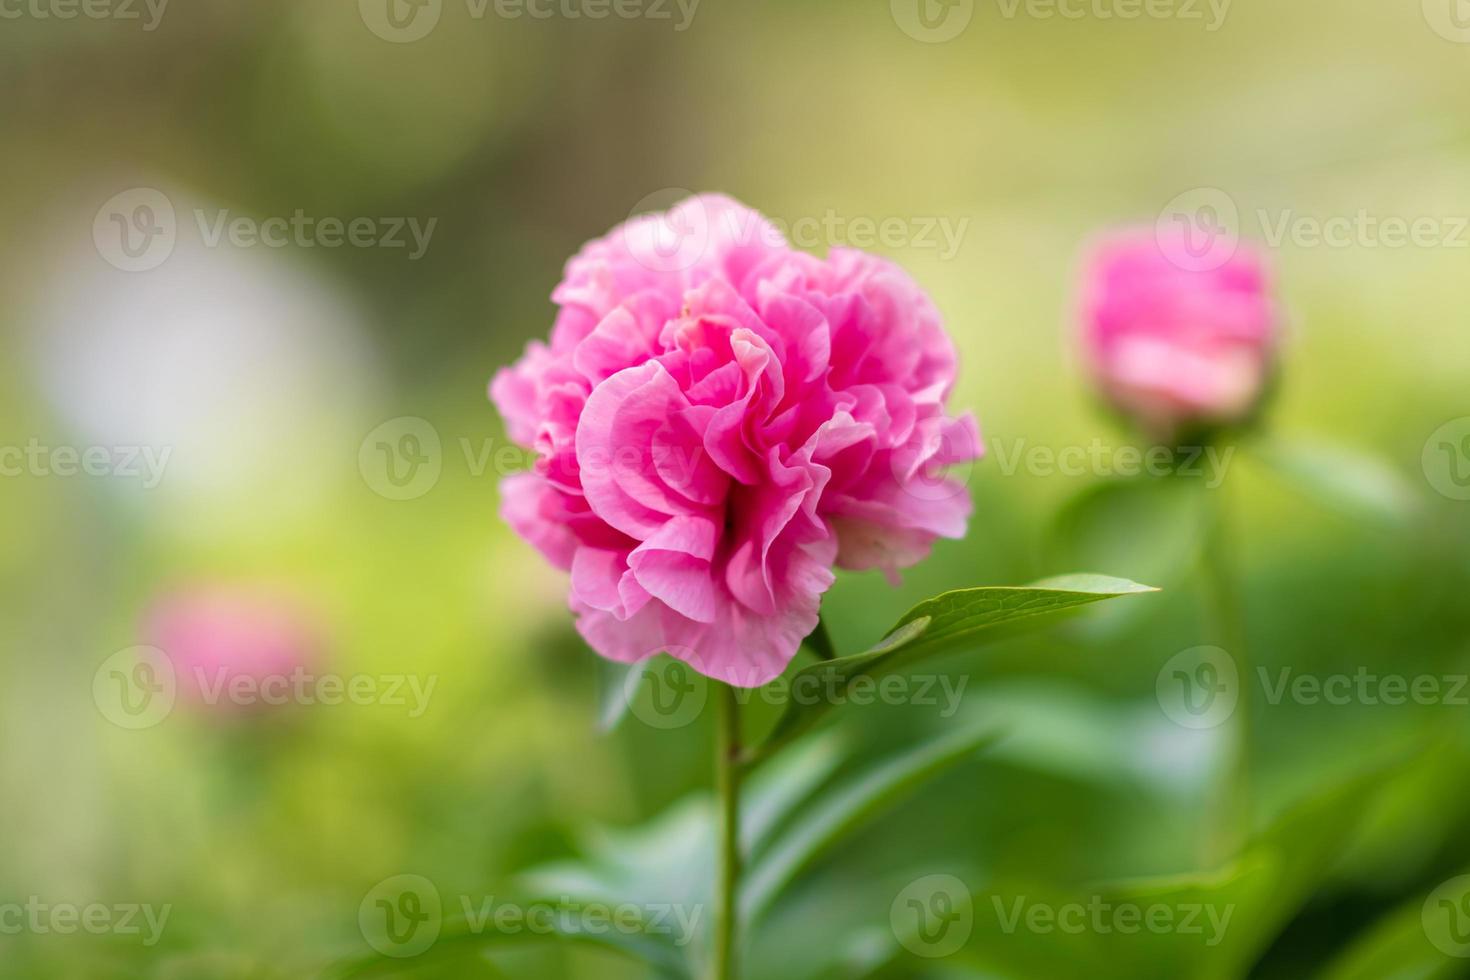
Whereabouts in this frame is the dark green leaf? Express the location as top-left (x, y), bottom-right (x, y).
top-left (741, 724), bottom-right (1002, 924)
top-left (753, 576), bottom-right (1156, 759)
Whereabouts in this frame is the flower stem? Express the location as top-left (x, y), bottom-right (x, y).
top-left (1201, 480), bottom-right (1250, 863)
top-left (713, 682), bottom-right (742, 980)
top-left (803, 616), bottom-right (838, 661)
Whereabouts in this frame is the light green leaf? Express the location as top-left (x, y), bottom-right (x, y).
top-left (322, 902), bottom-right (691, 979)
top-left (596, 658), bottom-right (638, 732)
top-left (1257, 434), bottom-right (1421, 525)
top-left (741, 724), bottom-right (1002, 924)
top-left (1048, 478), bottom-right (1206, 637)
top-left (753, 576), bottom-right (1156, 759)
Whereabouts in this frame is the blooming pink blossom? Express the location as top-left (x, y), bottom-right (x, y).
top-left (1079, 228), bottom-right (1279, 437)
top-left (145, 586), bottom-right (320, 712)
top-left (491, 194), bottom-right (981, 686)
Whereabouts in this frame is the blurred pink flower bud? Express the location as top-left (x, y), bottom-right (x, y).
top-left (1078, 228), bottom-right (1279, 438)
top-left (145, 586), bottom-right (321, 714)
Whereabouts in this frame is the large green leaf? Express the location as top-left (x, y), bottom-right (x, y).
top-left (1256, 434), bottom-right (1421, 526)
top-left (740, 724), bottom-right (1002, 925)
top-left (322, 900), bottom-right (691, 979)
top-left (1086, 763), bottom-right (1397, 980)
top-left (1316, 878), bottom-right (1468, 980)
top-left (1048, 478), bottom-right (1206, 638)
top-left (752, 575), bottom-right (1156, 760)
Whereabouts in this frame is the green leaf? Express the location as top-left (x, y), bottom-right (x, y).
top-left (753, 576), bottom-right (1156, 759)
top-left (1257, 434), bottom-right (1421, 525)
top-left (1048, 478), bottom-right (1206, 637)
top-left (596, 658), bottom-right (638, 732)
top-left (322, 901), bottom-right (691, 979)
top-left (1316, 879), bottom-right (1467, 980)
top-left (740, 724), bottom-right (1002, 925)
top-left (1089, 762), bottom-right (1401, 980)
top-left (740, 729), bottom-right (849, 850)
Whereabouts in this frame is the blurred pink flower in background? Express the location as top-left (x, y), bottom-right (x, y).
top-left (1078, 228), bottom-right (1279, 438)
top-left (492, 194), bottom-right (981, 687)
top-left (145, 586), bottom-right (321, 713)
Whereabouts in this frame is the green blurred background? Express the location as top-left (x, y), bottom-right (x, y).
top-left (2, 0), bottom-right (1470, 976)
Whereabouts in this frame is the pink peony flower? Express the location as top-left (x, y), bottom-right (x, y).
top-left (491, 194), bottom-right (981, 687)
top-left (1078, 228), bottom-right (1279, 438)
top-left (145, 586), bottom-right (321, 712)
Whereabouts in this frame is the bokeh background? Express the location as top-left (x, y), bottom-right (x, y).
top-left (3, 0), bottom-right (1470, 976)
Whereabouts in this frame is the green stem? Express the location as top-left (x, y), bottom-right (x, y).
top-left (713, 683), bottom-right (742, 980)
top-left (802, 616), bottom-right (838, 661)
top-left (1201, 479), bottom-right (1250, 863)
